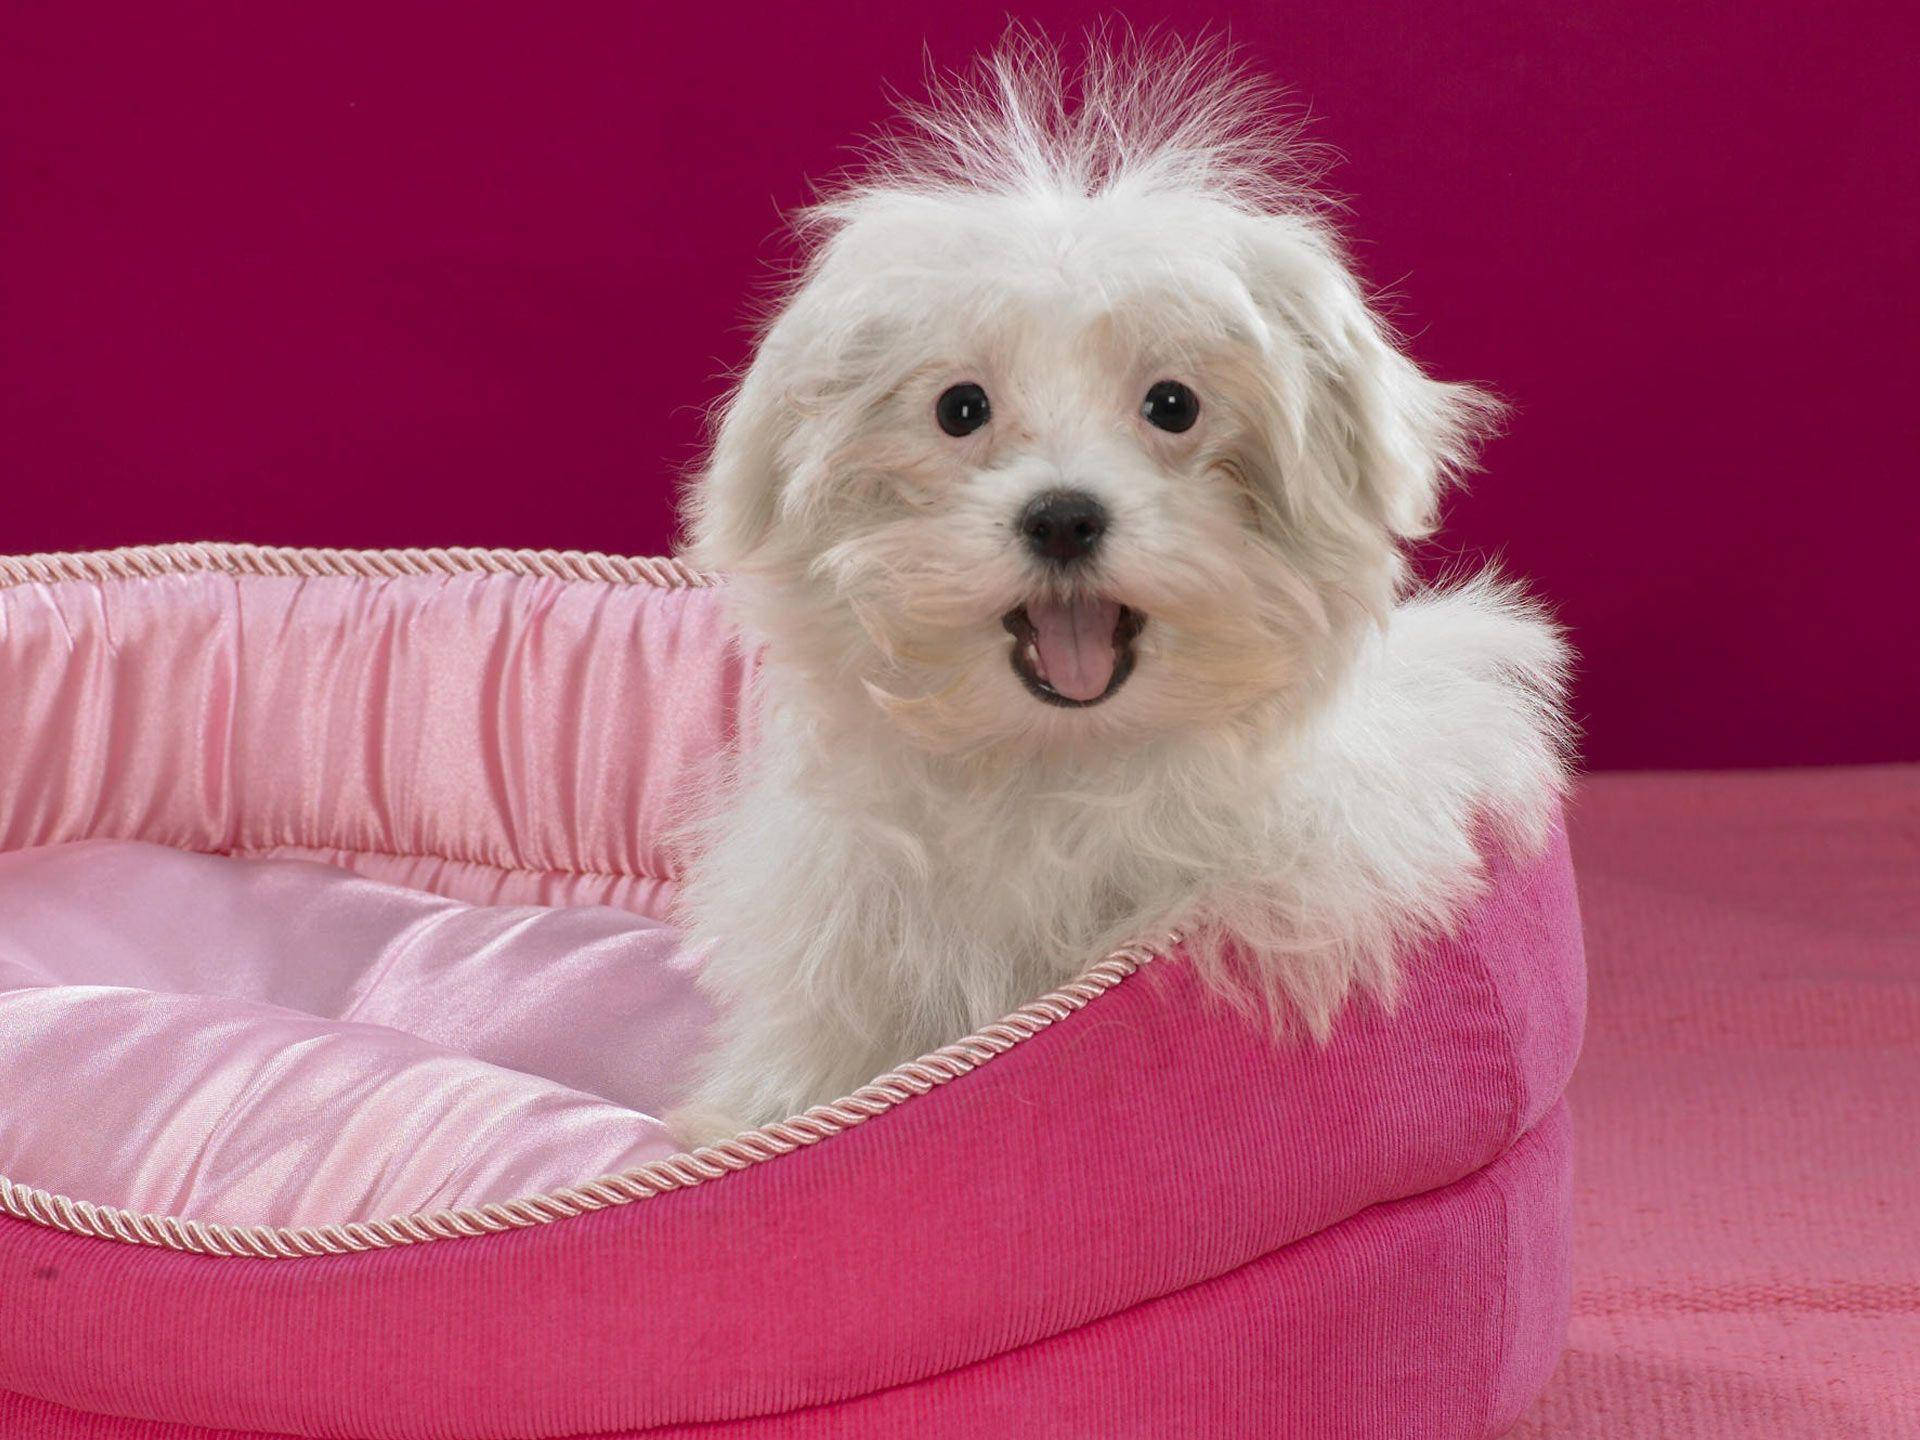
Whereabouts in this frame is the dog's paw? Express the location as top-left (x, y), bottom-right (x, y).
top-left (666, 1104), bottom-right (750, 1152)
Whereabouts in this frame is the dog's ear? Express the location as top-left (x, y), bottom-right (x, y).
top-left (683, 353), bottom-right (793, 573)
top-left (684, 278), bottom-right (897, 573)
top-left (1238, 216), bottom-right (1501, 546)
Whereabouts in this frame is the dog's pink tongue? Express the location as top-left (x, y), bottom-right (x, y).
top-left (1027, 596), bottom-right (1121, 702)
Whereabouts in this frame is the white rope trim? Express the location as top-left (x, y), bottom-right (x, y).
top-left (0, 944), bottom-right (1165, 1258)
top-left (0, 540), bottom-right (1168, 1254)
top-left (0, 541), bottom-right (716, 590)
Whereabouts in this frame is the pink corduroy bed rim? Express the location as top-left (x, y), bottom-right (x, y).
top-left (0, 545), bottom-right (1585, 1439)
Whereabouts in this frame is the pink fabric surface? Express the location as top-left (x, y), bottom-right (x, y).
top-left (0, 832), bottom-right (1581, 1436)
top-left (0, 569), bottom-right (748, 915)
top-left (0, 567), bottom-right (750, 1226)
top-left (0, 839), bottom-right (706, 1226)
top-left (0, 1106), bottom-right (1573, 1440)
top-left (0, 566), bottom-right (1583, 1435)
top-left (1514, 766), bottom-right (1920, 1437)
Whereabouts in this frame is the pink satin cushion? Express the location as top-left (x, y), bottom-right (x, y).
top-left (0, 563), bottom-right (754, 1224)
top-left (0, 839), bottom-right (709, 1226)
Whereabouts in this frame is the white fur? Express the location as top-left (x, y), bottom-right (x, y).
top-left (671, 35), bottom-right (1572, 1140)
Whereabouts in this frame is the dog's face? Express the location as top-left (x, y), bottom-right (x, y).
top-left (688, 61), bottom-right (1491, 759)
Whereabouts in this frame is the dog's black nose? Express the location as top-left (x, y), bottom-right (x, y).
top-left (1020, 490), bottom-right (1107, 565)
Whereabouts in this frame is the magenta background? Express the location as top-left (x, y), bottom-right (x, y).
top-left (2, 4), bottom-right (1914, 770)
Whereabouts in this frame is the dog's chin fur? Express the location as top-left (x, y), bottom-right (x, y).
top-left (669, 34), bottom-right (1573, 1142)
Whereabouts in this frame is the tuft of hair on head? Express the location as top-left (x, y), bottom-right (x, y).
top-left (806, 24), bottom-right (1333, 231)
top-left (684, 24), bottom-right (1505, 579)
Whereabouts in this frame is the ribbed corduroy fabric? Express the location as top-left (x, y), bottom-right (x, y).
top-left (0, 553), bottom-right (1586, 1437)
top-left (0, 1106), bottom-right (1571, 1439)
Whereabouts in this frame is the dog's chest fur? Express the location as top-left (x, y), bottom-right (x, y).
top-left (676, 582), bottom-right (1568, 1131)
top-left (692, 714), bottom-right (1235, 1039)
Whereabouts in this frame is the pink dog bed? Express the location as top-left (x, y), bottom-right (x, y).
top-left (0, 544), bottom-right (1584, 1439)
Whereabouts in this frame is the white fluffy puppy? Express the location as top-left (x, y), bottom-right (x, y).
top-left (673, 38), bottom-right (1570, 1142)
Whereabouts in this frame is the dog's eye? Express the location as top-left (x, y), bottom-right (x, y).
top-left (1141, 380), bottom-right (1199, 433)
top-left (936, 383), bottom-right (991, 437)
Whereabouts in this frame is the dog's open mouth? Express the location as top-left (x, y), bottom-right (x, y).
top-left (1002, 598), bottom-right (1145, 707)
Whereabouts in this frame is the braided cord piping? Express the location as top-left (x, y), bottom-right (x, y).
top-left (0, 542), bottom-right (1167, 1256)
top-left (0, 945), bottom-right (1162, 1257)
top-left (0, 541), bottom-right (716, 591)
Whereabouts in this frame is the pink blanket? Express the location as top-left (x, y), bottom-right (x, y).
top-left (1516, 765), bottom-right (1920, 1436)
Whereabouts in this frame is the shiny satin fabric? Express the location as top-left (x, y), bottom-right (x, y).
top-left (0, 568), bottom-right (751, 911)
top-left (0, 839), bottom-right (711, 1225)
top-left (0, 567), bottom-right (750, 1225)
